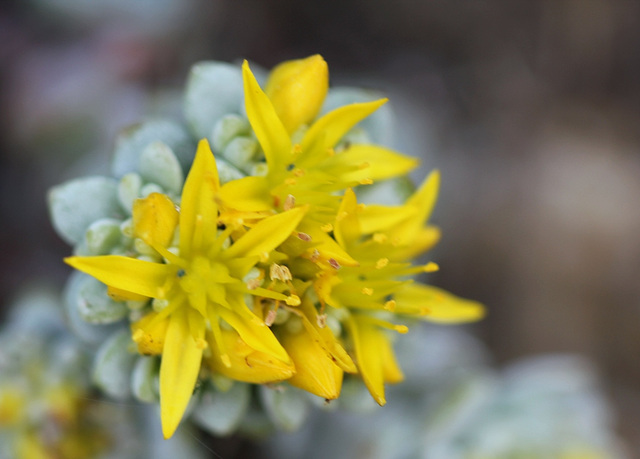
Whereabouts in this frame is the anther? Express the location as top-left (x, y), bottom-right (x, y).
top-left (265, 309), bottom-right (277, 327)
top-left (361, 287), bottom-right (374, 296)
top-left (297, 232), bottom-right (312, 242)
top-left (270, 264), bottom-right (292, 282)
top-left (316, 313), bottom-right (327, 328)
top-left (320, 223), bottom-right (333, 233)
top-left (359, 178), bottom-right (373, 185)
top-left (375, 258), bottom-right (389, 269)
top-left (328, 258), bottom-right (341, 270)
top-left (284, 194), bottom-right (296, 211)
top-left (285, 295), bottom-right (301, 306)
top-left (196, 339), bottom-right (208, 350)
top-left (132, 329), bottom-right (145, 342)
top-left (384, 300), bottom-right (396, 311)
top-left (394, 325), bottom-right (409, 334)
top-left (310, 249), bottom-right (321, 262)
top-left (424, 262), bottom-right (439, 272)
top-left (373, 233), bottom-right (388, 244)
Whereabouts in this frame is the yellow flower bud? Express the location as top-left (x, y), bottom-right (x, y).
top-left (265, 54), bottom-right (329, 133)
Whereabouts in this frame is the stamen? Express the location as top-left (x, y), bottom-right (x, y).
top-left (316, 313), bottom-right (327, 328)
top-left (361, 287), bottom-right (374, 296)
top-left (328, 258), bottom-right (341, 270)
top-left (310, 249), bottom-right (321, 262)
top-left (195, 339), bottom-right (208, 350)
top-left (259, 252), bottom-right (270, 263)
top-left (285, 178), bottom-right (297, 186)
top-left (359, 178), bottom-right (373, 185)
top-left (320, 223), bottom-right (333, 233)
top-left (246, 278), bottom-right (262, 290)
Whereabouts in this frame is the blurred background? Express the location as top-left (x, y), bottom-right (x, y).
top-left (1, 0), bottom-right (639, 456)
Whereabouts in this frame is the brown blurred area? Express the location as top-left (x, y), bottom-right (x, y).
top-left (1, 0), bottom-right (640, 454)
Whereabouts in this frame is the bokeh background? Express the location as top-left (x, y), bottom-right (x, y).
top-left (1, 0), bottom-right (639, 455)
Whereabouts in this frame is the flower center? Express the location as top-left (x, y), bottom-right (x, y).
top-left (176, 256), bottom-right (233, 313)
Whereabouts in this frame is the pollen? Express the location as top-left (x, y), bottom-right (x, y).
top-left (375, 258), bottom-right (389, 269)
top-left (270, 263), bottom-right (292, 282)
top-left (359, 178), bottom-right (373, 185)
top-left (361, 287), bottom-right (374, 296)
top-left (195, 339), bottom-right (208, 350)
top-left (373, 233), bottom-right (388, 244)
top-left (384, 300), bottom-right (396, 311)
top-left (394, 325), bottom-right (409, 334)
top-left (320, 223), bottom-right (333, 232)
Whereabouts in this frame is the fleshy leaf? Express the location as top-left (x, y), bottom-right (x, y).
top-left (192, 382), bottom-right (251, 435)
top-left (138, 141), bottom-right (184, 195)
top-left (93, 329), bottom-right (137, 400)
top-left (49, 176), bottom-right (122, 245)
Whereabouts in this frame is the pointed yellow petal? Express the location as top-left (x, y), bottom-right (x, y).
top-left (65, 256), bottom-right (172, 298)
top-left (324, 144), bottom-right (418, 182)
top-left (223, 207), bottom-right (306, 259)
top-left (380, 334), bottom-right (404, 384)
top-left (107, 285), bottom-right (147, 302)
top-left (280, 328), bottom-right (343, 399)
top-left (333, 188), bottom-right (360, 249)
top-left (131, 311), bottom-right (170, 355)
top-left (160, 309), bottom-right (204, 439)
top-left (218, 176), bottom-right (273, 212)
top-left (298, 299), bottom-right (357, 373)
top-left (299, 99), bottom-right (387, 166)
top-left (242, 60), bottom-right (292, 172)
top-left (179, 139), bottom-right (220, 256)
top-left (265, 55), bottom-right (328, 133)
top-left (299, 221), bottom-right (359, 267)
top-left (358, 204), bottom-right (418, 235)
top-left (217, 298), bottom-right (291, 364)
top-left (386, 226), bottom-right (441, 261)
top-left (389, 170), bottom-right (439, 244)
top-left (205, 328), bottom-right (295, 383)
top-left (133, 192), bottom-right (178, 248)
top-left (345, 316), bottom-right (387, 405)
top-left (394, 283), bottom-right (485, 323)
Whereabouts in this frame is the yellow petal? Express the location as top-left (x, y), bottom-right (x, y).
top-left (394, 283), bottom-right (485, 323)
top-left (179, 139), bottom-right (220, 256)
top-left (206, 328), bottom-right (295, 383)
top-left (389, 170), bottom-right (440, 244)
top-left (345, 316), bottom-right (388, 405)
top-left (217, 297), bottom-right (291, 364)
top-left (131, 311), bottom-right (170, 355)
top-left (218, 176), bottom-right (273, 212)
top-left (65, 255), bottom-right (172, 298)
top-left (386, 226), bottom-right (441, 262)
top-left (133, 192), bottom-right (179, 248)
top-left (280, 328), bottom-right (343, 399)
top-left (299, 99), bottom-right (387, 166)
top-left (358, 204), bottom-right (418, 236)
top-left (380, 334), bottom-right (404, 384)
top-left (242, 60), bottom-right (292, 172)
top-left (333, 188), bottom-right (360, 250)
top-left (298, 298), bottom-right (357, 374)
top-left (299, 221), bottom-right (359, 268)
top-left (160, 309), bottom-right (204, 439)
top-left (107, 285), bottom-right (147, 302)
top-left (265, 55), bottom-right (328, 133)
top-left (324, 144), bottom-right (418, 182)
top-left (223, 207), bottom-right (306, 259)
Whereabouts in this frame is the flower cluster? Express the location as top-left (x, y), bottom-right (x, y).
top-left (52, 55), bottom-right (484, 439)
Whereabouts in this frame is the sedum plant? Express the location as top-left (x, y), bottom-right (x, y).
top-left (49, 55), bottom-right (484, 439)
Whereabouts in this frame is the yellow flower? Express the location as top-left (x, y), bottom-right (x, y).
top-left (66, 139), bottom-right (306, 438)
top-left (312, 181), bottom-right (484, 404)
top-left (218, 57), bottom-right (418, 222)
